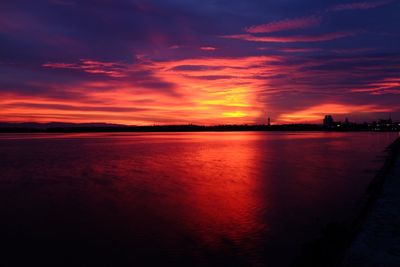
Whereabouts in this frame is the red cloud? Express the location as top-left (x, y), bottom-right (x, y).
top-left (246, 16), bottom-right (321, 34)
top-left (351, 77), bottom-right (400, 94)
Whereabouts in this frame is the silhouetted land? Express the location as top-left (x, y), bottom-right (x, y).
top-left (0, 122), bottom-right (399, 133)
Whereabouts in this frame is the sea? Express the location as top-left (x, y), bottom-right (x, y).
top-left (0, 132), bottom-right (398, 266)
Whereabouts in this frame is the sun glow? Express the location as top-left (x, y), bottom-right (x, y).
top-left (222, 111), bottom-right (247, 118)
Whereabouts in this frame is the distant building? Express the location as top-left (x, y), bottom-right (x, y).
top-left (323, 115), bottom-right (334, 128)
top-left (374, 116), bottom-right (397, 130)
top-left (267, 117), bottom-right (271, 126)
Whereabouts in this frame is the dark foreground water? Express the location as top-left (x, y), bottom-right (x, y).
top-left (0, 132), bottom-right (398, 266)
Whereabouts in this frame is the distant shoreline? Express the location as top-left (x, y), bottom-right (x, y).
top-left (1, 124), bottom-right (399, 133)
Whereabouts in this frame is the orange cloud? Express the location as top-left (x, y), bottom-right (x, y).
top-left (2, 52), bottom-right (398, 125)
top-left (145, 56), bottom-right (282, 123)
top-left (2, 55), bottom-right (283, 125)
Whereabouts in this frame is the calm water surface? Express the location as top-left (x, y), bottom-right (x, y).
top-left (0, 132), bottom-right (398, 266)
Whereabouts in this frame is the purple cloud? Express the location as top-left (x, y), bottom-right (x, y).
top-left (246, 16), bottom-right (321, 34)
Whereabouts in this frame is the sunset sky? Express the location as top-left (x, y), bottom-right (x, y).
top-left (1, 0), bottom-right (399, 125)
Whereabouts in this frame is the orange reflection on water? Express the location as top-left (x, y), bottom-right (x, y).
top-left (172, 133), bottom-right (268, 261)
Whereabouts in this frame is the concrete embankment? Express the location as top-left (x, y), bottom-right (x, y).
top-left (342, 137), bottom-right (400, 266)
top-left (291, 137), bottom-right (400, 267)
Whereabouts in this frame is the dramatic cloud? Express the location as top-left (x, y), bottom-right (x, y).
top-left (0, 0), bottom-right (399, 124)
top-left (2, 51), bottom-right (399, 124)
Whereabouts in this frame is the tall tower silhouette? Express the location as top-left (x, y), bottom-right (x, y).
top-left (267, 117), bottom-right (271, 126)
